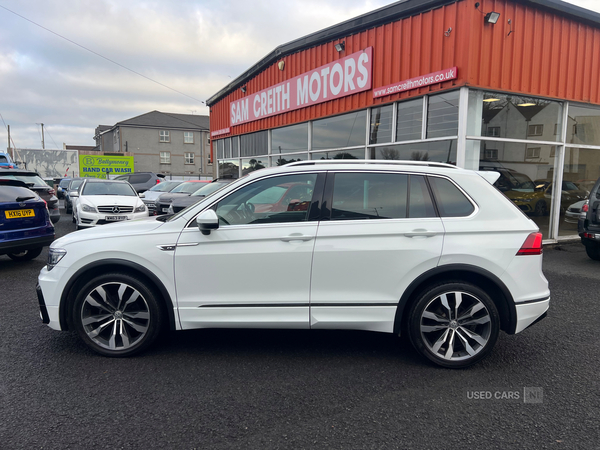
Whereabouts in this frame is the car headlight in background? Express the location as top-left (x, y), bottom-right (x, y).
top-left (47, 248), bottom-right (67, 271)
top-left (134, 204), bottom-right (146, 213)
top-left (81, 204), bottom-right (97, 213)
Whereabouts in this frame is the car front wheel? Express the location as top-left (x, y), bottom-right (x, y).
top-left (72, 273), bottom-right (163, 357)
top-left (7, 247), bottom-right (43, 261)
top-left (408, 282), bottom-right (500, 368)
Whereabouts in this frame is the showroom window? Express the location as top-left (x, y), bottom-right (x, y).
top-left (160, 152), bottom-right (171, 164)
top-left (184, 132), bottom-right (194, 144)
top-left (185, 152), bottom-right (195, 164)
top-left (218, 160), bottom-right (239, 179)
top-left (369, 140), bottom-right (456, 164)
top-left (312, 110), bottom-right (367, 151)
top-left (396, 98), bottom-right (424, 142)
top-left (427, 91), bottom-right (459, 138)
top-left (272, 123), bottom-right (308, 154)
top-left (369, 105), bottom-right (393, 144)
top-left (241, 131), bottom-right (268, 157)
top-left (159, 130), bottom-right (170, 143)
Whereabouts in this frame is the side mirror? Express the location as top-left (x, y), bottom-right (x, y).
top-left (139, 192), bottom-right (145, 198)
top-left (196, 209), bottom-right (219, 235)
top-left (70, 192), bottom-right (79, 198)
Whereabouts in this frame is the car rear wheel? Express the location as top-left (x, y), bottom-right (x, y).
top-left (584, 243), bottom-right (600, 261)
top-left (7, 247), bottom-right (43, 261)
top-left (72, 273), bottom-right (163, 357)
top-left (408, 282), bottom-right (500, 368)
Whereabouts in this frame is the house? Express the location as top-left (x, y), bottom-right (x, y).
top-left (94, 111), bottom-right (212, 178)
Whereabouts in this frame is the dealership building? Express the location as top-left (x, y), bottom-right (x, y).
top-left (206, 0), bottom-right (600, 242)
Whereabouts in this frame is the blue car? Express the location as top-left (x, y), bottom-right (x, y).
top-left (0, 179), bottom-right (55, 261)
top-left (0, 152), bottom-right (18, 169)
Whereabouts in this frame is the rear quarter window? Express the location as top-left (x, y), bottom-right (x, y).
top-left (130, 174), bottom-right (151, 184)
top-left (428, 176), bottom-right (475, 217)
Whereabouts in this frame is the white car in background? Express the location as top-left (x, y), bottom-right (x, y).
top-left (70, 179), bottom-right (147, 229)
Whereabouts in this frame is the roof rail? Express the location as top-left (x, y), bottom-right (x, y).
top-left (285, 160), bottom-right (457, 169)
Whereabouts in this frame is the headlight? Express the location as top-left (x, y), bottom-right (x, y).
top-left (82, 204), bottom-right (97, 212)
top-left (134, 204), bottom-right (146, 213)
top-left (47, 248), bottom-right (67, 271)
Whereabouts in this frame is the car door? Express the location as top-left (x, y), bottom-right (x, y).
top-left (174, 172), bottom-right (324, 330)
top-left (310, 171), bottom-right (444, 333)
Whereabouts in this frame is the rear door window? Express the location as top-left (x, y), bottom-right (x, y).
top-left (129, 174), bottom-right (151, 184)
top-left (428, 176), bottom-right (475, 217)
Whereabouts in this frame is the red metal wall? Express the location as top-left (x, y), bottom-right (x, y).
top-left (210, 0), bottom-right (600, 149)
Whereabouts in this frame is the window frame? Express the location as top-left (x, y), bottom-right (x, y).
top-left (160, 151), bottom-right (171, 164)
top-left (159, 130), bottom-right (170, 143)
top-left (184, 131), bottom-right (194, 144)
top-left (185, 152), bottom-right (195, 165)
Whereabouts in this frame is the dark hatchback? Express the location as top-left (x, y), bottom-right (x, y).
top-left (0, 180), bottom-right (55, 261)
top-left (579, 177), bottom-right (600, 260)
top-left (153, 180), bottom-right (210, 215)
top-left (0, 169), bottom-right (60, 223)
top-left (114, 172), bottom-right (165, 193)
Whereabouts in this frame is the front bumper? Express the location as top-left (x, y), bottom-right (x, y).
top-left (78, 210), bottom-right (149, 227)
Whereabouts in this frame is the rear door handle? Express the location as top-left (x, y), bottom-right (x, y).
top-left (280, 234), bottom-right (314, 242)
top-left (404, 229), bottom-right (439, 238)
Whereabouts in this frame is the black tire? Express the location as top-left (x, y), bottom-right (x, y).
top-left (585, 243), bottom-right (600, 261)
top-left (72, 272), bottom-right (164, 357)
top-left (407, 282), bottom-right (500, 369)
top-left (7, 247), bottom-right (43, 261)
top-left (533, 200), bottom-right (547, 216)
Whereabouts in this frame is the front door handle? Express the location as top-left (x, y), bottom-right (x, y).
top-left (404, 229), bottom-right (439, 238)
top-left (280, 234), bottom-right (314, 242)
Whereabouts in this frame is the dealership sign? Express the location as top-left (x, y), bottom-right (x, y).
top-left (230, 47), bottom-right (373, 126)
top-left (373, 67), bottom-right (458, 99)
top-left (79, 155), bottom-right (134, 179)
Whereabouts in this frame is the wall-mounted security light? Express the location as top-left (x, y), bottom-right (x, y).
top-left (241, 86), bottom-right (247, 93)
top-left (334, 41), bottom-right (345, 52)
top-left (278, 60), bottom-right (285, 71)
top-left (485, 11), bottom-right (500, 24)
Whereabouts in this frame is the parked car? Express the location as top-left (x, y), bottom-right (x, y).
top-left (71, 179), bottom-right (148, 229)
top-left (64, 178), bottom-right (91, 214)
top-left (578, 177), bottom-right (600, 260)
top-left (534, 179), bottom-right (588, 213)
top-left (0, 169), bottom-right (60, 223)
top-left (0, 152), bottom-right (18, 169)
top-left (113, 172), bottom-right (165, 193)
top-left (38, 160), bottom-right (549, 368)
top-left (0, 179), bottom-right (54, 260)
top-left (167, 179), bottom-right (234, 214)
top-left (565, 199), bottom-right (587, 224)
top-left (139, 180), bottom-right (183, 215)
top-left (153, 180), bottom-right (211, 215)
top-left (56, 178), bottom-right (72, 199)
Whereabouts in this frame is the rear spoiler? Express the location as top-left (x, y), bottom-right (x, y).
top-left (0, 178), bottom-right (28, 188)
top-left (477, 171), bottom-right (501, 185)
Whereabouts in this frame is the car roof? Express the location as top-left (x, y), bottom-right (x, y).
top-left (0, 169), bottom-right (41, 176)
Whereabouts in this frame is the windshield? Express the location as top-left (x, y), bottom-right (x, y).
top-left (59, 179), bottom-right (71, 188)
top-left (149, 181), bottom-right (182, 192)
top-left (82, 181), bottom-right (137, 196)
top-left (0, 173), bottom-right (47, 188)
top-left (172, 182), bottom-right (206, 194)
top-left (70, 179), bottom-right (85, 190)
top-left (190, 182), bottom-right (229, 197)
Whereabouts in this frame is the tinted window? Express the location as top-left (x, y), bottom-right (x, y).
top-left (331, 173), bottom-right (408, 220)
top-left (114, 175), bottom-right (129, 181)
top-left (428, 177), bottom-right (475, 217)
top-left (409, 176), bottom-right (436, 218)
top-left (149, 181), bottom-right (181, 192)
top-left (0, 186), bottom-right (37, 202)
top-left (215, 174), bottom-right (317, 225)
top-left (0, 173), bottom-right (47, 188)
top-left (129, 174), bottom-right (151, 184)
top-left (0, 156), bottom-right (8, 163)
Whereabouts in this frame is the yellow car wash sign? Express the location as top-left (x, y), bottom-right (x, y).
top-left (79, 155), bottom-right (134, 179)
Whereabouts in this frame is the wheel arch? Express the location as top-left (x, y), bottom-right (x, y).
top-left (394, 264), bottom-right (517, 336)
top-left (59, 258), bottom-right (177, 331)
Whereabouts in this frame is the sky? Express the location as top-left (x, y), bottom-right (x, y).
top-left (1, 0), bottom-right (599, 151)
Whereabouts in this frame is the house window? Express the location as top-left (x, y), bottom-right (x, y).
top-left (159, 130), bottom-right (170, 142)
top-left (185, 152), bottom-right (195, 164)
top-left (528, 124), bottom-right (543, 136)
top-left (487, 127), bottom-right (500, 137)
top-left (483, 149), bottom-right (498, 160)
top-left (160, 152), bottom-right (171, 164)
top-left (526, 147), bottom-right (541, 160)
top-left (184, 132), bottom-right (194, 144)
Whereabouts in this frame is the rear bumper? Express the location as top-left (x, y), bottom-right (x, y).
top-left (514, 298), bottom-right (550, 334)
top-left (0, 234), bottom-right (55, 255)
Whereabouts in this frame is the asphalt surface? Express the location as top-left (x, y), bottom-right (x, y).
top-left (1, 209), bottom-right (599, 449)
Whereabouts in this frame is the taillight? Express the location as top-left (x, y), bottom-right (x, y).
top-left (582, 202), bottom-right (589, 213)
top-left (48, 189), bottom-right (56, 195)
top-left (156, 179), bottom-right (161, 184)
top-left (517, 232), bottom-right (543, 256)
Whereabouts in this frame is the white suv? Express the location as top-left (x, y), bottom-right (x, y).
top-left (37, 161), bottom-right (550, 368)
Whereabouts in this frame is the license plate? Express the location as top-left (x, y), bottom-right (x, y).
top-left (5, 209), bottom-right (35, 219)
top-left (162, 207), bottom-right (169, 212)
top-left (105, 216), bottom-right (127, 221)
